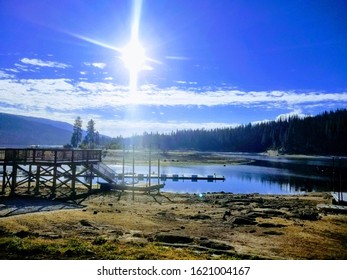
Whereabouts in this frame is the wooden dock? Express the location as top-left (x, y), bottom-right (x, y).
top-left (0, 148), bottom-right (103, 199)
top-left (0, 148), bottom-right (101, 164)
top-left (0, 147), bottom-right (225, 200)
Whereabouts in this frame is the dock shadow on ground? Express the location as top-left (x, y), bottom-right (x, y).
top-left (0, 196), bottom-right (83, 217)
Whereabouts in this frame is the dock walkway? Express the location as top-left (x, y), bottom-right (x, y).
top-left (117, 173), bottom-right (225, 182)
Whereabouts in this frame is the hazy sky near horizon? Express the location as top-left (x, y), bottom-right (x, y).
top-left (0, 0), bottom-right (346, 137)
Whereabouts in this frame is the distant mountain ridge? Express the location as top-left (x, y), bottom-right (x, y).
top-left (0, 113), bottom-right (74, 147)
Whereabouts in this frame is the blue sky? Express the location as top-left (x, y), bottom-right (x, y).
top-left (0, 0), bottom-right (346, 137)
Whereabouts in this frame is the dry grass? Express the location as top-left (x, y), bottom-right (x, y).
top-left (0, 191), bottom-right (346, 260)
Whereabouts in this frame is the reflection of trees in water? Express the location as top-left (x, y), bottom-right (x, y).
top-left (244, 158), bottom-right (347, 192)
top-left (236, 172), bottom-right (332, 192)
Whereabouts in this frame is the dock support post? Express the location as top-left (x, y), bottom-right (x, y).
top-left (35, 165), bottom-right (41, 195)
top-left (71, 164), bottom-right (76, 198)
top-left (50, 164), bottom-right (57, 199)
top-left (148, 144), bottom-right (151, 188)
top-left (332, 157), bottom-right (335, 193)
top-left (26, 164), bottom-right (32, 194)
top-left (157, 148), bottom-right (160, 195)
top-left (88, 164), bottom-right (93, 192)
top-left (132, 146), bottom-right (135, 201)
top-left (10, 164), bottom-right (17, 196)
top-left (339, 158), bottom-right (342, 203)
top-left (1, 164), bottom-right (6, 194)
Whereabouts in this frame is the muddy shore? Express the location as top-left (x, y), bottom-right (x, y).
top-left (0, 191), bottom-right (346, 260)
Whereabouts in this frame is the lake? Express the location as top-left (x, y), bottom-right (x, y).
top-left (107, 153), bottom-right (347, 195)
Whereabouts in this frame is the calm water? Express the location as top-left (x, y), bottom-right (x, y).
top-left (107, 153), bottom-right (347, 195)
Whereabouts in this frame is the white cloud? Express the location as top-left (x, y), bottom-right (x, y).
top-left (5, 68), bottom-right (19, 73)
top-left (84, 62), bottom-right (107, 69)
top-left (20, 58), bottom-right (70, 69)
top-left (275, 109), bottom-right (309, 121)
top-left (1, 78), bottom-right (347, 110)
top-left (165, 56), bottom-right (190, 60)
top-left (251, 119), bottom-right (272, 125)
top-left (14, 63), bottom-right (30, 72)
top-left (0, 70), bottom-right (15, 79)
top-left (1, 76), bottom-right (347, 136)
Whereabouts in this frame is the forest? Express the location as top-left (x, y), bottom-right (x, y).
top-left (121, 109), bottom-right (347, 156)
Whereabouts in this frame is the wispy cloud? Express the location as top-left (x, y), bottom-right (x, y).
top-left (0, 70), bottom-right (15, 79)
top-left (1, 78), bottom-right (347, 109)
top-left (20, 58), bottom-right (70, 69)
top-left (1, 76), bottom-right (347, 136)
top-left (165, 55), bottom-right (190, 60)
top-left (84, 62), bottom-right (107, 69)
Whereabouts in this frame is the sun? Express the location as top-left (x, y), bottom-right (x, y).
top-left (120, 39), bottom-right (147, 91)
top-left (121, 40), bottom-right (146, 73)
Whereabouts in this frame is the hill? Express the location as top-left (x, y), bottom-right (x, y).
top-left (0, 113), bottom-right (73, 147)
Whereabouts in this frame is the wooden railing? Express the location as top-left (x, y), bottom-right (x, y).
top-left (0, 148), bottom-right (102, 164)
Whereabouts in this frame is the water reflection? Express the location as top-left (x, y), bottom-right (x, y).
top-left (107, 154), bottom-right (347, 195)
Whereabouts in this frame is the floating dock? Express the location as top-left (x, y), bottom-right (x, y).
top-left (117, 173), bottom-right (225, 182)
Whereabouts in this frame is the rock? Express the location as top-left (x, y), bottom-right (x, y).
top-left (80, 219), bottom-right (96, 228)
top-left (40, 232), bottom-right (62, 239)
top-left (92, 236), bottom-right (107, 245)
top-left (189, 214), bottom-right (212, 220)
top-left (246, 212), bottom-right (270, 219)
top-left (261, 209), bottom-right (285, 216)
top-left (109, 229), bottom-right (124, 236)
top-left (263, 230), bottom-right (283, 235)
top-left (157, 211), bottom-right (176, 220)
top-left (258, 223), bottom-right (287, 228)
top-left (15, 230), bottom-right (30, 238)
top-left (154, 233), bottom-right (194, 244)
top-left (198, 239), bottom-right (234, 251)
top-left (230, 216), bottom-right (257, 226)
top-left (132, 232), bottom-right (143, 238)
top-left (222, 210), bottom-right (231, 220)
top-left (292, 209), bottom-right (320, 221)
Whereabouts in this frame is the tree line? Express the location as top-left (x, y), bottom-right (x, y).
top-left (128, 109), bottom-right (347, 155)
top-left (70, 109), bottom-right (347, 155)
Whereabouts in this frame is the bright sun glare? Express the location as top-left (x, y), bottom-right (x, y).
top-left (121, 40), bottom-right (146, 73)
top-left (121, 39), bottom-right (147, 92)
top-left (70, 0), bottom-right (149, 92)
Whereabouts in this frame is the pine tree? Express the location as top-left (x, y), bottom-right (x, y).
top-left (83, 119), bottom-right (96, 148)
top-left (70, 116), bottom-right (83, 148)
